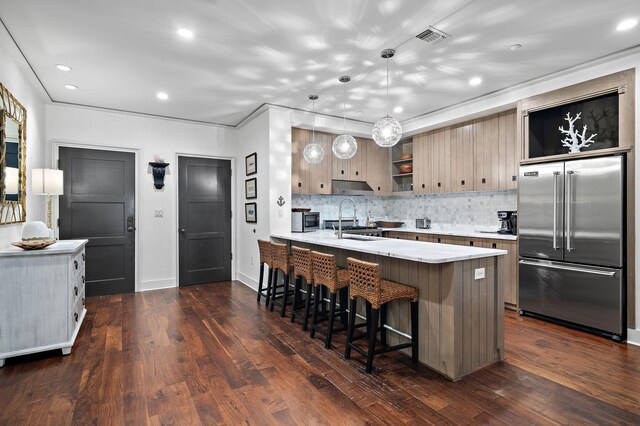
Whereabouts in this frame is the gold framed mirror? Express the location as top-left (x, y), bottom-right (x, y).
top-left (0, 83), bottom-right (27, 225)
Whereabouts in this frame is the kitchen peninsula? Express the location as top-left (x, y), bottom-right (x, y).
top-left (271, 230), bottom-right (507, 381)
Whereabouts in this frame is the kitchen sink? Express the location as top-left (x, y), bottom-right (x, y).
top-left (342, 234), bottom-right (379, 242)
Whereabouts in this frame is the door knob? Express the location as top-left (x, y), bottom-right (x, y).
top-left (180, 228), bottom-right (186, 233)
top-left (127, 226), bottom-right (135, 232)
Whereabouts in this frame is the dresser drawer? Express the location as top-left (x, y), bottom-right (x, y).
top-left (69, 289), bottom-right (85, 338)
top-left (70, 272), bottom-right (85, 306)
top-left (69, 249), bottom-right (85, 279)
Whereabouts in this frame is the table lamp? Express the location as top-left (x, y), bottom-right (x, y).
top-left (32, 168), bottom-right (64, 233)
top-left (4, 167), bottom-right (19, 195)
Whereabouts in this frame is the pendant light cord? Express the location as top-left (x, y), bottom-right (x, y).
top-left (386, 55), bottom-right (389, 116)
top-left (312, 98), bottom-right (316, 143)
top-left (342, 80), bottom-right (346, 132)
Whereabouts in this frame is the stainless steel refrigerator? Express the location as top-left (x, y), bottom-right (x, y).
top-left (518, 155), bottom-right (625, 341)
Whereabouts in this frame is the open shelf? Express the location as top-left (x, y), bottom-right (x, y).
top-left (391, 138), bottom-right (413, 193)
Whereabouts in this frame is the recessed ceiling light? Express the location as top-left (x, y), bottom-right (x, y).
top-left (177, 28), bottom-right (194, 39)
top-left (64, 84), bottom-right (78, 90)
top-left (509, 44), bottom-right (522, 51)
top-left (393, 106), bottom-right (403, 113)
top-left (616, 18), bottom-right (638, 31)
top-left (156, 92), bottom-right (169, 100)
top-left (56, 64), bottom-right (72, 71)
top-left (469, 76), bottom-right (482, 86)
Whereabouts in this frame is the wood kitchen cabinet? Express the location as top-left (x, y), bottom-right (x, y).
top-left (473, 110), bottom-right (519, 191)
top-left (332, 137), bottom-right (368, 181)
top-left (413, 132), bottom-right (432, 194)
top-left (430, 127), bottom-right (451, 193)
top-left (449, 122), bottom-right (474, 192)
top-left (367, 139), bottom-right (392, 195)
top-left (291, 127), bottom-right (310, 194)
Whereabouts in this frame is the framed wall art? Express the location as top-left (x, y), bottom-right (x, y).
top-left (245, 202), bottom-right (257, 223)
top-left (245, 178), bottom-right (257, 199)
top-left (245, 152), bottom-right (257, 176)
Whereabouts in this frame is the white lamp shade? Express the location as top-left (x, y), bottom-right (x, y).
top-left (4, 167), bottom-right (19, 194)
top-left (32, 168), bottom-right (64, 195)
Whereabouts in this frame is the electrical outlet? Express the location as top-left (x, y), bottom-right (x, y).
top-left (474, 268), bottom-right (485, 280)
top-left (154, 210), bottom-right (164, 218)
top-left (278, 209), bottom-right (283, 218)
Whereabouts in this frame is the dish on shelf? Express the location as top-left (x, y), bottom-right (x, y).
top-left (399, 153), bottom-right (413, 160)
top-left (12, 239), bottom-right (57, 250)
top-left (399, 164), bottom-right (413, 174)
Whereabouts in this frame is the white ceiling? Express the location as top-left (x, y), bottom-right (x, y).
top-left (1, 0), bottom-right (639, 126)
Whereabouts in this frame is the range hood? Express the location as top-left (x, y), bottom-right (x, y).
top-left (331, 179), bottom-right (374, 196)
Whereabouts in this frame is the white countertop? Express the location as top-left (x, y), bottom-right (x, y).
top-left (0, 239), bottom-right (88, 257)
top-left (271, 230), bottom-right (506, 264)
top-left (379, 227), bottom-right (518, 241)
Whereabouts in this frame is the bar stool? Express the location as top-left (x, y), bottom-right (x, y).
top-left (345, 257), bottom-right (419, 374)
top-left (290, 246), bottom-right (314, 330)
top-left (309, 251), bottom-right (350, 349)
top-left (256, 240), bottom-right (273, 307)
top-left (269, 242), bottom-right (294, 316)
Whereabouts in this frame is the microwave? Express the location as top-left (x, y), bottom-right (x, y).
top-left (291, 211), bottom-right (320, 233)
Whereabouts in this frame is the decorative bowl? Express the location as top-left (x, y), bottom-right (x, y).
top-left (399, 164), bottom-right (413, 174)
top-left (12, 239), bottom-right (57, 250)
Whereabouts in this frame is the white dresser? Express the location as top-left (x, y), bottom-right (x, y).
top-left (0, 239), bottom-right (88, 367)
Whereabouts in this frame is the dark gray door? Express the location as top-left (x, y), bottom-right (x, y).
top-left (178, 156), bottom-right (231, 285)
top-left (59, 147), bottom-right (136, 296)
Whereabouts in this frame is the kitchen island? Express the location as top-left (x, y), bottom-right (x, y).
top-left (271, 230), bottom-right (507, 381)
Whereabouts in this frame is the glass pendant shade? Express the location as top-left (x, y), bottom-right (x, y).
top-left (332, 134), bottom-right (357, 160)
top-left (372, 115), bottom-right (402, 147)
top-left (303, 142), bottom-right (325, 164)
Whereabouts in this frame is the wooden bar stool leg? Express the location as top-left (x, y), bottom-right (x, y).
top-left (269, 268), bottom-right (279, 312)
top-left (411, 301), bottom-right (419, 363)
top-left (339, 287), bottom-right (348, 327)
top-left (257, 262), bottom-right (265, 303)
top-left (290, 276), bottom-right (302, 323)
top-left (380, 303), bottom-right (388, 347)
top-left (280, 273), bottom-right (290, 317)
top-left (325, 292), bottom-right (338, 349)
top-left (302, 281), bottom-right (313, 331)
top-left (345, 297), bottom-right (357, 359)
top-left (310, 285), bottom-right (321, 339)
top-left (265, 267), bottom-right (273, 307)
top-left (366, 306), bottom-right (380, 374)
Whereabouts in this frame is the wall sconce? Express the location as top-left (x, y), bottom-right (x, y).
top-left (149, 161), bottom-right (169, 189)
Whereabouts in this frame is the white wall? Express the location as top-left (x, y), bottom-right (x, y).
top-left (0, 22), bottom-right (47, 248)
top-left (45, 104), bottom-right (237, 291)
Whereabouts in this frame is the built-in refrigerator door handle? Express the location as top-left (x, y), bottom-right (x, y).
top-left (553, 171), bottom-right (560, 250)
top-left (566, 170), bottom-right (574, 251)
top-left (518, 260), bottom-right (616, 277)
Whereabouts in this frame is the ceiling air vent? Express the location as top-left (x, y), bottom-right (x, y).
top-left (415, 26), bottom-right (451, 45)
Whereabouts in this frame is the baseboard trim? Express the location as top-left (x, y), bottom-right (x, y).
top-left (627, 328), bottom-right (640, 346)
top-left (138, 278), bottom-right (176, 292)
top-left (237, 272), bottom-right (258, 292)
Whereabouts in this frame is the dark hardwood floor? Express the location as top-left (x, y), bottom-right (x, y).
top-left (1, 282), bottom-right (639, 425)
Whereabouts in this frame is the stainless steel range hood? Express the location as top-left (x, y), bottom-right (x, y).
top-left (331, 179), bottom-right (374, 196)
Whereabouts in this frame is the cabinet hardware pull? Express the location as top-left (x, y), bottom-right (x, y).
top-left (482, 178), bottom-right (486, 184)
top-left (512, 175), bottom-right (517, 181)
top-left (492, 243), bottom-right (497, 249)
top-left (74, 286), bottom-right (78, 296)
top-left (355, 171), bottom-right (359, 176)
top-left (437, 182), bottom-right (441, 187)
top-left (421, 184), bottom-right (425, 188)
top-left (377, 186), bottom-right (381, 191)
top-left (82, 276), bottom-right (85, 284)
top-left (437, 238), bottom-right (441, 243)
top-left (341, 170), bottom-right (344, 175)
top-left (320, 184), bottom-right (324, 188)
top-left (82, 298), bottom-right (85, 306)
top-left (74, 260), bottom-right (78, 269)
top-left (461, 180), bottom-right (465, 185)
top-left (74, 313), bottom-right (78, 322)
top-left (82, 253), bottom-right (85, 261)
top-left (469, 241), bottom-right (473, 246)
top-left (298, 182), bottom-right (301, 187)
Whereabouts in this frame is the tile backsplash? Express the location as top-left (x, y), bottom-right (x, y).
top-left (292, 190), bottom-right (517, 231)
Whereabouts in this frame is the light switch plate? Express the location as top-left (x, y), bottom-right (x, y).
top-left (474, 268), bottom-right (485, 280)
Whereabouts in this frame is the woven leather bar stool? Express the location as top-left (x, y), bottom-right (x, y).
top-left (269, 242), bottom-right (295, 316)
top-left (290, 246), bottom-right (316, 330)
top-left (256, 240), bottom-right (273, 307)
top-left (309, 251), bottom-right (350, 349)
top-left (345, 257), bottom-right (419, 374)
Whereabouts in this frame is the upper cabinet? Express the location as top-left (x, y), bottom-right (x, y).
top-left (449, 122), bottom-right (474, 192)
top-left (292, 128), bottom-right (389, 195)
top-left (413, 133), bottom-right (431, 194)
top-left (473, 110), bottom-right (518, 191)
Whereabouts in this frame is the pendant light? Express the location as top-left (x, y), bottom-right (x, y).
top-left (332, 75), bottom-right (357, 160)
top-left (303, 95), bottom-right (325, 164)
top-left (372, 48), bottom-right (402, 147)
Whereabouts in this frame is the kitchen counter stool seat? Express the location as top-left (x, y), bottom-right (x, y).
top-left (345, 257), bottom-right (419, 374)
top-left (309, 251), bottom-right (350, 349)
top-left (257, 240), bottom-right (274, 307)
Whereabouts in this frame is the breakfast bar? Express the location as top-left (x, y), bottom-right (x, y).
top-left (271, 230), bottom-right (507, 381)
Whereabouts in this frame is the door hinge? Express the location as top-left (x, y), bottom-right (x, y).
top-left (230, 253), bottom-right (233, 260)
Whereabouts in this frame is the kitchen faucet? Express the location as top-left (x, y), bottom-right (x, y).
top-left (338, 197), bottom-right (357, 239)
